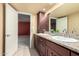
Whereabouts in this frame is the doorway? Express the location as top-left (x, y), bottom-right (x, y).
top-left (18, 13), bottom-right (31, 48)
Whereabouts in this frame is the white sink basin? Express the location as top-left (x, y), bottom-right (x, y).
top-left (52, 36), bottom-right (78, 42)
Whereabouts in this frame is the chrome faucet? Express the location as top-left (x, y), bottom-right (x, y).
top-left (63, 29), bottom-right (67, 33)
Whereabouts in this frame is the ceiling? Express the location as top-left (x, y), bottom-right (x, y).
top-left (50, 3), bottom-right (79, 17)
top-left (11, 3), bottom-right (55, 14)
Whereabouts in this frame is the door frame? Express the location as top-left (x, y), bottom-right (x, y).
top-left (3, 4), bottom-right (32, 56)
top-left (18, 12), bottom-right (32, 48)
top-left (3, 3), bottom-right (6, 56)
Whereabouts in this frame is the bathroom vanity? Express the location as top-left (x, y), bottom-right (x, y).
top-left (34, 33), bottom-right (79, 56)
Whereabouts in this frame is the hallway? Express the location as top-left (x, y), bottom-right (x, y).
top-left (14, 36), bottom-right (39, 56)
top-left (18, 36), bottom-right (30, 48)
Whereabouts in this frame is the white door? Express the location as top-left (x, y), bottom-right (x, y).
top-left (5, 4), bottom-right (18, 56)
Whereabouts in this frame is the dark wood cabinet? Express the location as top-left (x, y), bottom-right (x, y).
top-left (37, 11), bottom-right (49, 33)
top-left (34, 35), bottom-right (40, 53)
top-left (39, 44), bottom-right (46, 56)
top-left (34, 34), bottom-right (79, 56)
top-left (46, 40), bottom-right (70, 56)
top-left (39, 37), bottom-right (46, 56)
top-left (34, 35), bottom-right (46, 56)
top-left (46, 46), bottom-right (59, 56)
top-left (71, 51), bottom-right (79, 56)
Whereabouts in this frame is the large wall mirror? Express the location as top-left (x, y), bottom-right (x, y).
top-left (49, 16), bottom-right (67, 33)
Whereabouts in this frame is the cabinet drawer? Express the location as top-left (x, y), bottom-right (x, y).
top-left (46, 40), bottom-right (70, 56)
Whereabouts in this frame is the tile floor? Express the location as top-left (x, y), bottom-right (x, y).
top-left (14, 36), bottom-right (39, 56)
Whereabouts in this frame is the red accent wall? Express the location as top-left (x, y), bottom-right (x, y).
top-left (18, 22), bottom-right (30, 36)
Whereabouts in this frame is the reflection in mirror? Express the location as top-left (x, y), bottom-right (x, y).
top-left (49, 16), bottom-right (67, 34)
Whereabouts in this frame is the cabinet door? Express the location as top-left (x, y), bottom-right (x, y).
top-left (34, 35), bottom-right (37, 48)
top-left (39, 37), bottom-right (46, 56)
top-left (40, 44), bottom-right (46, 56)
top-left (37, 36), bottom-right (41, 52)
top-left (47, 47), bottom-right (59, 56)
top-left (34, 35), bottom-right (40, 52)
top-left (46, 40), bottom-right (70, 56)
top-left (34, 35), bottom-right (39, 48)
top-left (37, 12), bottom-right (49, 33)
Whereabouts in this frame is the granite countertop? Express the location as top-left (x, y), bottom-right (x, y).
top-left (35, 33), bottom-right (79, 54)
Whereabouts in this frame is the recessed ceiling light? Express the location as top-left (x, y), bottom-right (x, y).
top-left (43, 8), bottom-right (46, 11)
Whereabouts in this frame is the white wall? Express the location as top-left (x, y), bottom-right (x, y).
top-left (5, 4), bottom-right (18, 56)
top-left (56, 17), bottom-right (67, 33)
top-left (68, 12), bottom-right (79, 33)
top-left (30, 14), bottom-right (37, 48)
top-left (0, 4), bottom-right (3, 56)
